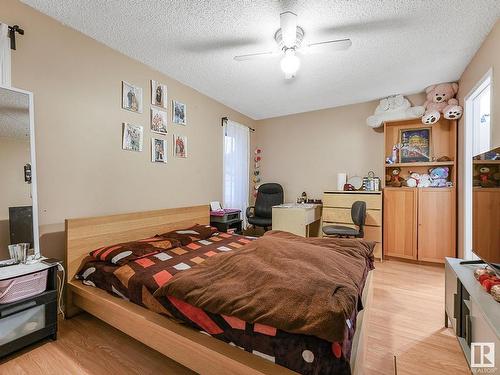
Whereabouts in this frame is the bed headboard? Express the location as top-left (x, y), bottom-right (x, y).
top-left (65, 205), bottom-right (209, 281)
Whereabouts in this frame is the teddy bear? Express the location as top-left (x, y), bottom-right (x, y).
top-left (406, 172), bottom-right (420, 188)
top-left (479, 166), bottom-right (496, 187)
top-left (367, 94), bottom-right (425, 128)
top-left (421, 83), bottom-right (463, 125)
top-left (418, 174), bottom-right (432, 188)
top-left (429, 167), bottom-right (449, 187)
top-left (390, 168), bottom-right (405, 187)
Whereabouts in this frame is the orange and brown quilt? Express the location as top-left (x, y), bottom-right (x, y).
top-left (77, 232), bottom-right (356, 375)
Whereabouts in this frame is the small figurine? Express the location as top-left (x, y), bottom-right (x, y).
top-left (479, 166), bottom-right (495, 188)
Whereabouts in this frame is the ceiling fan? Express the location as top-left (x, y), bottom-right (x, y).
top-left (234, 11), bottom-right (352, 79)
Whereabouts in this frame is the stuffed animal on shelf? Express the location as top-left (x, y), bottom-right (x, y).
top-left (406, 172), bottom-right (420, 188)
top-left (429, 167), bottom-right (449, 187)
top-left (479, 166), bottom-right (496, 187)
top-left (418, 174), bottom-right (432, 188)
top-left (366, 94), bottom-right (425, 128)
top-left (390, 168), bottom-right (405, 187)
top-left (421, 83), bottom-right (463, 125)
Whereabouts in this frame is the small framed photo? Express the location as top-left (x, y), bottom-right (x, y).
top-left (151, 138), bottom-right (167, 163)
top-left (151, 107), bottom-right (168, 134)
top-left (151, 80), bottom-right (167, 109)
top-left (122, 123), bottom-right (143, 152)
top-left (399, 127), bottom-right (431, 163)
top-left (122, 81), bottom-right (143, 113)
top-left (172, 100), bottom-right (186, 125)
top-left (173, 134), bottom-right (187, 158)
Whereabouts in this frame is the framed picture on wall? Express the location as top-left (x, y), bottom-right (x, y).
top-left (122, 123), bottom-right (143, 152)
top-left (173, 134), bottom-right (187, 158)
top-left (151, 107), bottom-right (168, 134)
top-left (122, 81), bottom-right (143, 113)
top-left (172, 100), bottom-right (186, 125)
top-left (151, 80), bottom-right (167, 109)
top-left (151, 138), bottom-right (167, 163)
top-left (399, 127), bottom-right (431, 163)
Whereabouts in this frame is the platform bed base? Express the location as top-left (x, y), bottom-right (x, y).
top-left (65, 205), bottom-right (371, 375)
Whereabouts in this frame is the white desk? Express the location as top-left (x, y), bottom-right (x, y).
top-left (272, 203), bottom-right (322, 237)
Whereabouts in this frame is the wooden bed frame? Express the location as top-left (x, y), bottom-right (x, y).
top-left (65, 205), bottom-right (372, 375)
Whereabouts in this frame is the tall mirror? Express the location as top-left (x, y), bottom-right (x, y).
top-left (0, 85), bottom-right (39, 261)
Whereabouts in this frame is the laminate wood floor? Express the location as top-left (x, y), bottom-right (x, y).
top-left (0, 260), bottom-right (470, 375)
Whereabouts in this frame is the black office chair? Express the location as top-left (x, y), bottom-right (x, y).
top-left (246, 183), bottom-right (284, 231)
top-left (323, 201), bottom-right (366, 238)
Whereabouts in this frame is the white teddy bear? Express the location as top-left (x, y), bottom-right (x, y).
top-left (367, 95), bottom-right (425, 128)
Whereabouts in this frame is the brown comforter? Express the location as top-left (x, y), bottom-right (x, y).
top-left (155, 231), bottom-right (374, 343)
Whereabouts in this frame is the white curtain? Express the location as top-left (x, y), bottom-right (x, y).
top-left (0, 23), bottom-right (11, 87)
top-left (223, 120), bottom-right (250, 227)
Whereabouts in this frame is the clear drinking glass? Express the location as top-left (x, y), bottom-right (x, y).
top-left (8, 244), bottom-right (18, 262)
top-left (16, 243), bottom-right (29, 264)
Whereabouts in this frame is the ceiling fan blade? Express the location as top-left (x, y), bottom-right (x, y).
top-left (280, 11), bottom-right (298, 48)
top-left (233, 51), bottom-right (278, 61)
top-left (304, 38), bottom-right (352, 53)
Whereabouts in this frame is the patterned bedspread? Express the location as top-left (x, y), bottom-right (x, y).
top-left (77, 232), bottom-right (356, 374)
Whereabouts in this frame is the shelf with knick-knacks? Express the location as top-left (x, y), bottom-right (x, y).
top-left (382, 118), bottom-right (457, 264)
top-left (383, 118), bottom-right (457, 188)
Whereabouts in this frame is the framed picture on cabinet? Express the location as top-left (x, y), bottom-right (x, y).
top-left (399, 127), bottom-right (431, 163)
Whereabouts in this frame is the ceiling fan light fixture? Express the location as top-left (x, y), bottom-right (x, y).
top-left (280, 49), bottom-right (300, 79)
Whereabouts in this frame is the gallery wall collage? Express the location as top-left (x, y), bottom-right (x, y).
top-left (121, 80), bottom-right (188, 163)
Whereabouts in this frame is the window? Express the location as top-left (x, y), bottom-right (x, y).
top-left (223, 120), bottom-right (250, 226)
top-left (463, 69), bottom-right (493, 260)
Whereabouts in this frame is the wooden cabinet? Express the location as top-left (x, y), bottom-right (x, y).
top-left (417, 188), bottom-right (456, 262)
top-left (383, 118), bottom-right (457, 264)
top-left (384, 187), bottom-right (455, 263)
top-left (323, 191), bottom-right (383, 260)
top-left (383, 188), bottom-right (417, 260)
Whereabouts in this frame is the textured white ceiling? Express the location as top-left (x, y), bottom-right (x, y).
top-left (0, 87), bottom-right (30, 139)
top-left (21, 0), bottom-right (500, 119)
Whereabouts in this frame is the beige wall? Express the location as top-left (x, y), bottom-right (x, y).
top-left (254, 93), bottom-right (425, 201)
top-left (0, 137), bottom-right (31, 256)
top-left (457, 20), bottom-right (500, 258)
top-left (0, 137), bottom-right (31, 220)
top-left (1, 0), bottom-right (256, 262)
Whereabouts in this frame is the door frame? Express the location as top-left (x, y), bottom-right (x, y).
top-left (463, 67), bottom-right (493, 260)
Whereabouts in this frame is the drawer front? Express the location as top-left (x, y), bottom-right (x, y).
top-left (0, 305), bottom-right (46, 346)
top-left (323, 207), bottom-right (381, 226)
top-left (323, 193), bottom-right (381, 210)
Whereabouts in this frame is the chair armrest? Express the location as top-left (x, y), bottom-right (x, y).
top-left (246, 206), bottom-right (255, 218)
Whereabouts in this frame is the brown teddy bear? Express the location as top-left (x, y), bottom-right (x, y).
top-left (390, 168), bottom-right (405, 187)
top-left (421, 82), bottom-right (463, 125)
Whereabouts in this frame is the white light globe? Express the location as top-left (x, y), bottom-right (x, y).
top-left (280, 49), bottom-right (300, 78)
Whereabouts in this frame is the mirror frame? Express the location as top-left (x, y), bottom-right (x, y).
top-left (0, 84), bottom-right (40, 259)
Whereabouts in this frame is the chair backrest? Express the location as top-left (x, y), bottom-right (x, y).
top-left (255, 183), bottom-right (284, 218)
top-left (351, 201), bottom-right (367, 229)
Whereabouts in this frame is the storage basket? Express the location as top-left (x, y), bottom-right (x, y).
top-left (0, 270), bottom-right (48, 304)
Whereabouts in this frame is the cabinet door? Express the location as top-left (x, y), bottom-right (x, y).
top-left (417, 188), bottom-right (456, 263)
top-left (383, 188), bottom-right (417, 259)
